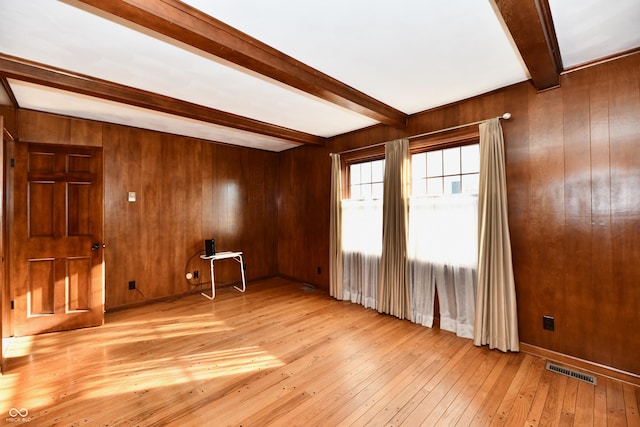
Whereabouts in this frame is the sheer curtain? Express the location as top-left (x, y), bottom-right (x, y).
top-left (474, 118), bottom-right (519, 352)
top-left (408, 195), bottom-right (478, 338)
top-left (377, 139), bottom-right (411, 320)
top-left (329, 153), bottom-right (343, 300)
top-left (342, 199), bottom-right (382, 308)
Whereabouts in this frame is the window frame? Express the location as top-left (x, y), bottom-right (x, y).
top-left (341, 145), bottom-right (385, 200)
top-left (410, 129), bottom-right (480, 196)
top-left (340, 127), bottom-right (479, 200)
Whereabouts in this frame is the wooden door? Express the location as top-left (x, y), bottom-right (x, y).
top-left (11, 142), bottom-right (104, 336)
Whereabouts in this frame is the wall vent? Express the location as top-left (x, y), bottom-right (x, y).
top-left (545, 362), bottom-right (597, 385)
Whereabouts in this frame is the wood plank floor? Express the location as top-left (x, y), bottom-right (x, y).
top-left (2, 277), bottom-right (639, 426)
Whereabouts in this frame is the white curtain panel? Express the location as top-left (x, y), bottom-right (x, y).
top-left (408, 194), bottom-right (478, 337)
top-left (341, 199), bottom-right (382, 308)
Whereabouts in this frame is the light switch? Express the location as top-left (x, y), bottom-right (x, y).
top-left (128, 192), bottom-right (136, 202)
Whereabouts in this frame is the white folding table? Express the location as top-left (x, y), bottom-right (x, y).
top-left (199, 251), bottom-right (246, 300)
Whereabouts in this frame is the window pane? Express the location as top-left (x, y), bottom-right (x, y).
top-left (371, 159), bottom-right (385, 182)
top-left (411, 153), bottom-right (426, 180)
top-left (351, 184), bottom-right (361, 200)
top-left (361, 183), bottom-right (372, 199)
top-left (444, 176), bottom-right (461, 195)
top-left (462, 173), bottom-right (479, 194)
top-left (372, 182), bottom-right (384, 199)
top-left (461, 144), bottom-right (480, 174)
top-left (427, 177), bottom-right (443, 195)
top-left (412, 178), bottom-right (427, 197)
top-left (350, 164), bottom-right (361, 185)
top-left (426, 151), bottom-right (442, 177)
top-left (362, 162), bottom-right (372, 184)
top-left (443, 147), bottom-right (460, 175)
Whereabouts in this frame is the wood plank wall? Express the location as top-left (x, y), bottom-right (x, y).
top-left (9, 111), bottom-right (279, 310)
top-left (277, 147), bottom-right (331, 285)
top-left (278, 53), bottom-right (640, 376)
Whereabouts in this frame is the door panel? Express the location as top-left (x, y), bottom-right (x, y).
top-left (12, 142), bottom-right (104, 336)
top-left (27, 259), bottom-right (55, 315)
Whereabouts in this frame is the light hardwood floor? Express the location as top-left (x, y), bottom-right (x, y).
top-left (2, 277), bottom-right (639, 426)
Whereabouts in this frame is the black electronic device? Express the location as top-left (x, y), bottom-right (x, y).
top-left (205, 239), bottom-right (216, 257)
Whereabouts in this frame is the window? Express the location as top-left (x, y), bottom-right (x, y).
top-left (349, 159), bottom-right (385, 200)
top-left (338, 137), bottom-right (480, 336)
top-left (407, 140), bottom-right (479, 338)
top-left (411, 144), bottom-right (479, 196)
top-left (342, 157), bottom-right (385, 307)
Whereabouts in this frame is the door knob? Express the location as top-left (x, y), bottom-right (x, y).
top-left (91, 243), bottom-right (103, 251)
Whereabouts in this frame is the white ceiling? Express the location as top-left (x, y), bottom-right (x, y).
top-left (548, 0), bottom-right (640, 68)
top-left (1, 0), bottom-right (639, 151)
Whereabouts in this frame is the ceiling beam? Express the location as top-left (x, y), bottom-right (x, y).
top-left (75, 0), bottom-right (408, 128)
top-left (0, 54), bottom-right (325, 146)
top-left (494, 0), bottom-right (561, 90)
top-left (1, 76), bottom-right (19, 108)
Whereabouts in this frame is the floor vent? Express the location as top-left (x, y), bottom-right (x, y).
top-left (546, 362), bottom-right (597, 385)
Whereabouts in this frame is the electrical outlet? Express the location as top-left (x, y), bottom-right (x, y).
top-left (543, 315), bottom-right (554, 331)
top-left (128, 280), bottom-right (136, 290)
top-left (193, 270), bottom-right (199, 279)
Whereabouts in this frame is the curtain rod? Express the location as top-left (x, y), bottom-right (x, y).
top-left (330, 112), bottom-right (511, 156)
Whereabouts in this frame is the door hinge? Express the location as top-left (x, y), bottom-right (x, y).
top-left (11, 300), bottom-right (14, 310)
top-left (10, 158), bottom-right (14, 168)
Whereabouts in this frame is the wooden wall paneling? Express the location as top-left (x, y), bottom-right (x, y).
top-left (304, 146), bottom-right (332, 288)
top-left (521, 84), bottom-right (566, 348)
top-left (70, 118), bottom-right (102, 147)
top-left (560, 69), bottom-right (596, 361)
top-left (608, 54), bottom-right (640, 375)
top-left (18, 110), bottom-right (70, 144)
top-left (457, 89), bottom-right (505, 126)
top-left (239, 147), bottom-right (279, 280)
top-left (96, 125), bottom-right (279, 308)
top-left (202, 142), bottom-right (278, 286)
top-left (524, 86), bottom-right (566, 351)
top-left (172, 135), bottom-right (203, 295)
top-left (294, 148), bottom-right (312, 283)
top-left (588, 62), bottom-right (614, 368)
top-left (502, 83), bottom-right (533, 349)
top-left (138, 132), bottom-right (202, 300)
top-left (406, 105), bottom-right (459, 142)
top-left (276, 145), bottom-right (331, 286)
top-left (103, 125), bottom-right (143, 308)
top-left (202, 143), bottom-right (229, 248)
top-left (277, 148), bottom-right (305, 281)
top-left (199, 141), bottom-right (216, 289)
top-left (204, 143), bottom-right (247, 284)
top-left (278, 145), bottom-right (333, 288)
top-left (140, 130), bottom-right (163, 300)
